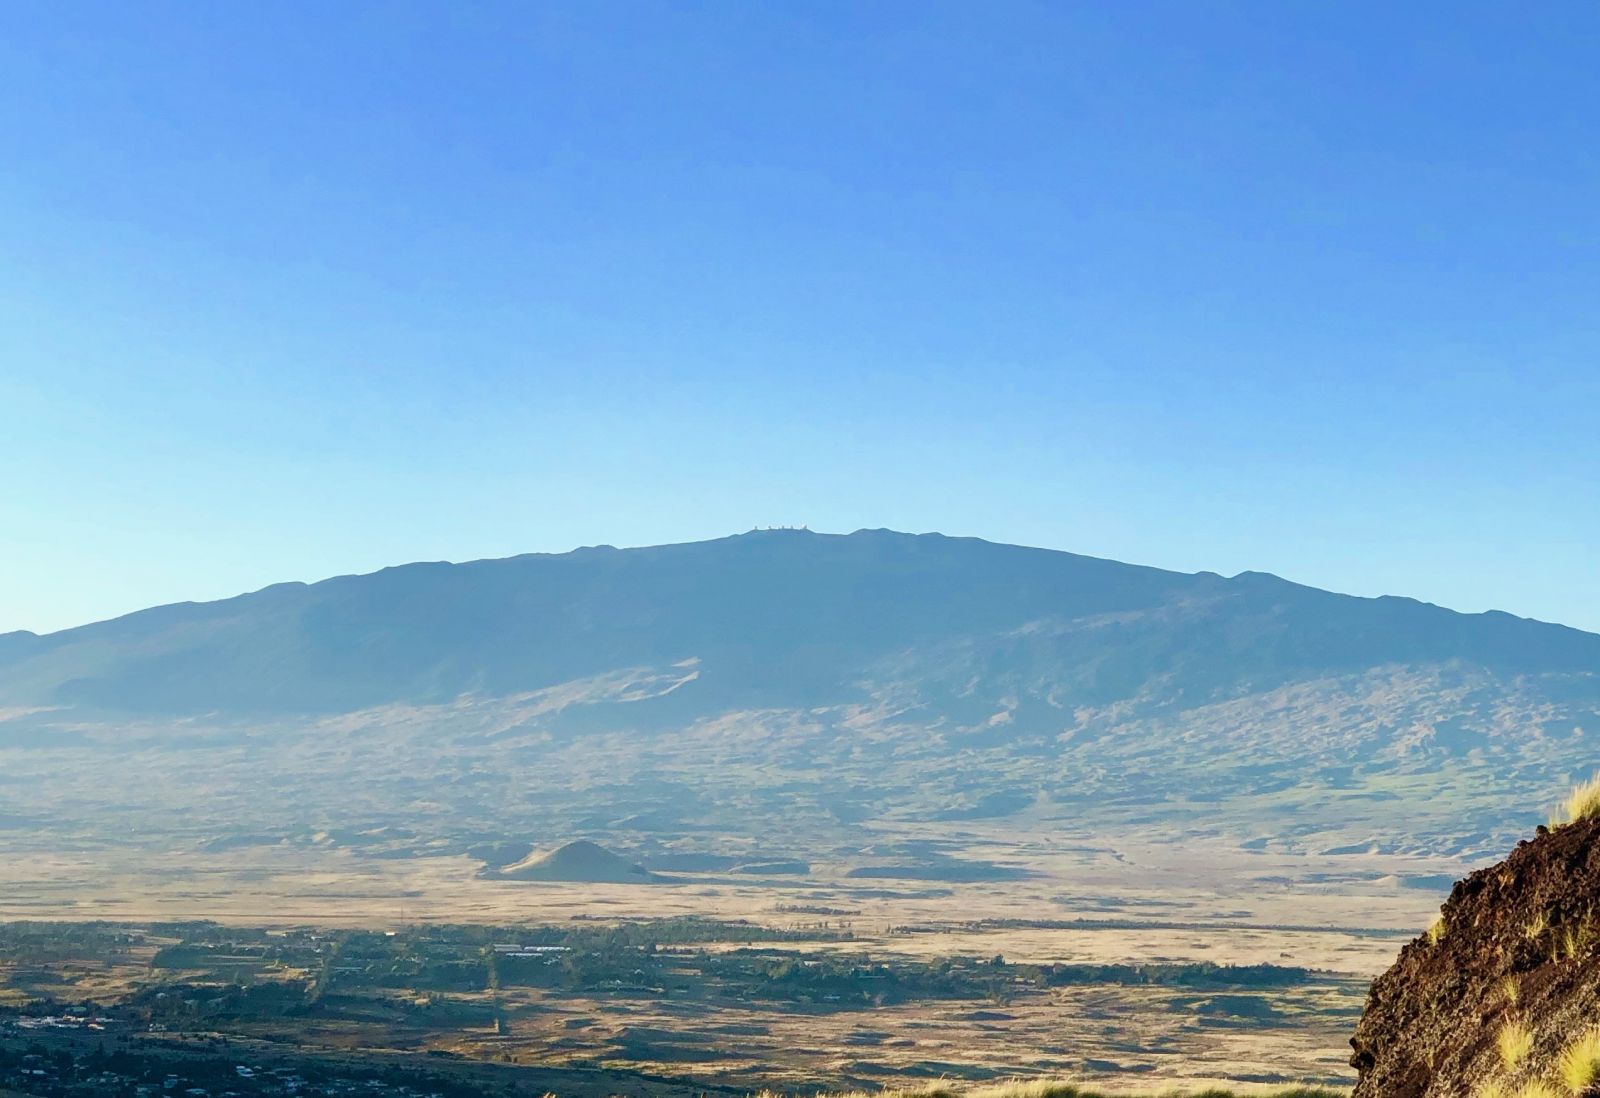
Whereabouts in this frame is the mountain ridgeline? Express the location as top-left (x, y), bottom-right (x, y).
top-left (2, 529), bottom-right (1595, 719)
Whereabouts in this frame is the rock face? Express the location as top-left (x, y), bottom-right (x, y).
top-left (1351, 812), bottom-right (1600, 1097)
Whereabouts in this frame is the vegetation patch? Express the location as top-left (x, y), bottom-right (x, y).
top-left (1552, 773), bottom-right (1600, 829)
top-left (1498, 1020), bottom-right (1534, 1071)
top-left (1556, 1027), bottom-right (1600, 1094)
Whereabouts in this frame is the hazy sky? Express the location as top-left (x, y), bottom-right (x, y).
top-left (3, 2), bottom-right (1598, 636)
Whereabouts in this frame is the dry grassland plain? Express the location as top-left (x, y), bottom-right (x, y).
top-left (0, 812), bottom-right (1448, 1094)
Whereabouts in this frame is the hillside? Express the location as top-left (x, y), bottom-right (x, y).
top-left (1, 528), bottom-right (1598, 889)
top-left (1351, 789), bottom-right (1600, 1097)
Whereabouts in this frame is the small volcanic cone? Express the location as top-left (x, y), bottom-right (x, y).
top-left (487, 839), bottom-right (659, 884)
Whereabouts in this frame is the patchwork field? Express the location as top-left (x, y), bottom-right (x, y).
top-left (0, 915), bottom-right (1379, 1096)
top-left (0, 791), bottom-right (1456, 1096)
top-left (0, 718), bottom-right (1464, 1094)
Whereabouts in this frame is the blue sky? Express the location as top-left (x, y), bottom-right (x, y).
top-left (3, 1), bottom-right (1598, 635)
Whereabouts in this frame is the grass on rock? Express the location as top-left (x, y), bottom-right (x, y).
top-left (1553, 773), bottom-right (1600, 828)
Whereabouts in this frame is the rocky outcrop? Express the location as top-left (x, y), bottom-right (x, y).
top-left (1352, 811), bottom-right (1600, 1097)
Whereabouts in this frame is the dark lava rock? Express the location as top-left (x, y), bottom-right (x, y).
top-left (1351, 811), bottom-right (1600, 1097)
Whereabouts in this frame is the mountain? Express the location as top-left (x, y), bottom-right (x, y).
top-left (2, 528), bottom-right (1598, 864)
top-left (3, 528), bottom-right (1595, 717)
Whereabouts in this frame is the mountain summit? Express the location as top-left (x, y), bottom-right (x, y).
top-left (2, 528), bottom-right (1594, 717)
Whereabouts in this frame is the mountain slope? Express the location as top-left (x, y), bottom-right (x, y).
top-left (3, 529), bottom-right (1600, 888)
top-left (2, 528), bottom-right (1595, 719)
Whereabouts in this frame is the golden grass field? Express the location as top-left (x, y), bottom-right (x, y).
top-left (0, 819), bottom-right (1452, 1094)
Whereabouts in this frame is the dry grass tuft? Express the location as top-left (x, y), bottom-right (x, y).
top-left (1562, 923), bottom-right (1594, 962)
top-left (1557, 1027), bottom-right (1600, 1094)
top-left (1500, 1020), bottom-right (1536, 1071)
top-left (1529, 911), bottom-right (1551, 940)
top-left (1426, 915), bottom-right (1448, 945)
top-left (1514, 1083), bottom-right (1563, 1098)
top-left (1555, 774), bottom-right (1600, 828)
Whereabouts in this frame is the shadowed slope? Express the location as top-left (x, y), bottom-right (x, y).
top-left (1, 528), bottom-right (1594, 718)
